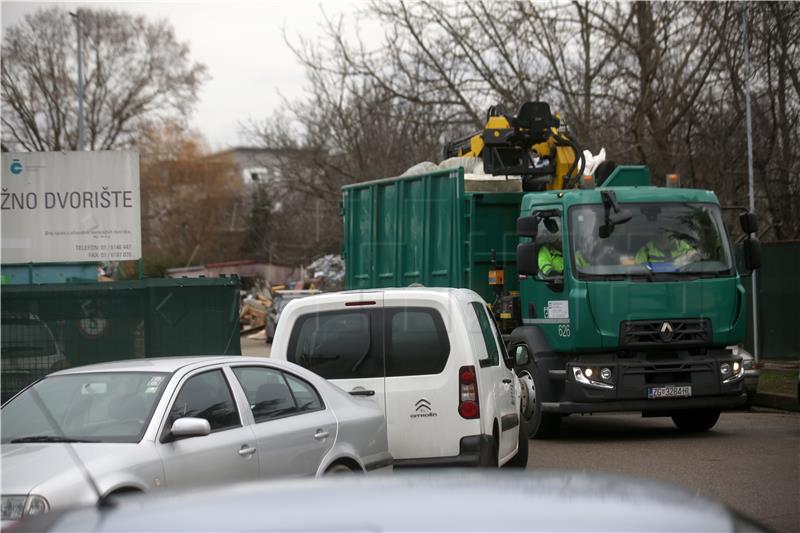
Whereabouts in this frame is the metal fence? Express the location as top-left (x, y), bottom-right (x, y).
top-left (1, 277), bottom-right (241, 402)
top-left (744, 241), bottom-right (800, 361)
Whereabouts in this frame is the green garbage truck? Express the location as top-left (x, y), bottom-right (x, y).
top-left (341, 163), bottom-right (762, 437)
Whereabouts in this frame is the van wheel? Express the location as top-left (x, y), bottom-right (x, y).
top-left (503, 417), bottom-right (529, 468)
top-left (519, 364), bottom-right (561, 439)
top-left (671, 409), bottom-right (720, 432)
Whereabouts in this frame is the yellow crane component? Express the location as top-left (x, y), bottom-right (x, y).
top-left (443, 102), bottom-right (584, 192)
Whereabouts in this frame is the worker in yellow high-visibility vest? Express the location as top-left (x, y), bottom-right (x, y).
top-left (635, 231), bottom-right (698, 265)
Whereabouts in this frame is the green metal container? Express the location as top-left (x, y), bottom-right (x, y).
top-left (342, 169), bottom-right (521, 304)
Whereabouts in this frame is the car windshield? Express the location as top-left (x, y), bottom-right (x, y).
top-left (1, 371), bottom-right (169, 444)
top-left (569, 202), bottom-right (733, 279)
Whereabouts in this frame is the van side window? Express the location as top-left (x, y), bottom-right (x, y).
top-left (385, 308), bottom-right (449, 377)
top-left (471, 302), bottom-right (499, 366)
top-left (286, 310), bottom-right (381, 379)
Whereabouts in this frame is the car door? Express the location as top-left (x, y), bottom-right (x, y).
top-left (156, 368), bottom-right (260, 487)
top-left (229, 365), bottom-right (336, 478)
top-left (471, 301), bottom-right (518, 461)
top-left (283, 292), bottom-right (386, 414)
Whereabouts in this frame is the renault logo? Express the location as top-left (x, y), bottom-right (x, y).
top-left (659, 322), bottom-right (674, 342)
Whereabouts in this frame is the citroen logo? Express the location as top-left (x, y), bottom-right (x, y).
top-left (659, 322), bottom-right (674, 342)
top-left (415, 399), bottom-right (431, 412)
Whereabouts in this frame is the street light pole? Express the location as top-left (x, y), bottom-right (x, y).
top-left (742, 6), bottom-right (759, 362)
top-left (69, 11), bottom-right (85, 151)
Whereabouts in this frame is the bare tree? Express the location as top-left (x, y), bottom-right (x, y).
top-left (138, 121), bottom-right (242, 267)
top-left (252, 0), bottom-right (798, 242)
top-left (1, 7), bottom-right (208, 151)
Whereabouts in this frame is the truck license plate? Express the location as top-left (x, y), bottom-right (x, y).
top-left (647, 385), bottom-right (692, 399)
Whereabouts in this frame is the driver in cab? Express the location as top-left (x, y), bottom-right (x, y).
top-left (635, 230), bottom-right (699, 267)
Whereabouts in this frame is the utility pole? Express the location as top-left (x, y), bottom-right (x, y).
top-left (69, 11), bottom-right (85, 151)
top-left (742, 6), bottom-right (759, 362)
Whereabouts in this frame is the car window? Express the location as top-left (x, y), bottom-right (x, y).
top-left (287, 309), bottom-right (381, 379)
top-left (284, 373), bottom-right (323, 412)
top-left (385, 308), bottom-right (450, 376)
top-left (472, 302), bottom-right (499, 366)
top-left (1, 372), bottom-right (169, 444)
top-left (231, 366), bottom-right (321, 422)
top-left (167, 370), bottom-right (240, 432)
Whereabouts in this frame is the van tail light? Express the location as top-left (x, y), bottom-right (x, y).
top-left (458, 365), bottom-right (480, 419)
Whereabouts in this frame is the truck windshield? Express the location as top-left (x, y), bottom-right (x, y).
top-left (569, 203), bottom-right (733, 279)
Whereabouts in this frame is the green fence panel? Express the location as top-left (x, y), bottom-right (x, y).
top-left (743, 241), bottom-right (800, 361)
top-left (1, 277), bottom-right (241, 402)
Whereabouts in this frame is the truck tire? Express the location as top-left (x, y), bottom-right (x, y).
top-left (508, 327), bottom-right (562, 439)
top-left (521, 363), bottom-right (562, 438)
top-left (671, 409), bottom-right (720, 432)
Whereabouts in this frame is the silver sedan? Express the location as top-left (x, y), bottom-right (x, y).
top-left (1, 356), bottom-right (391, 525)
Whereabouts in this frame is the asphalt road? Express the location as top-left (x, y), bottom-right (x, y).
top-left (524, 410), bottom-right (800, 532)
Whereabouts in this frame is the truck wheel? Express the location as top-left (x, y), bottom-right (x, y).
top-left (671, 409), bottom-right (720, 432)
top-left (519, 364), bottom-right (561, 439)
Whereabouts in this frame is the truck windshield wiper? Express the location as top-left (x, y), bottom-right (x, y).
top-left (627, 264), bottom-right (654, 282)
top-left (10, 435), bottom-right (99, 443)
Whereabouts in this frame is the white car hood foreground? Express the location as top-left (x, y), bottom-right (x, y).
top-left (2, 442), bottom-right (152, 499)
top-left (14, 470), bottom-right (767, 532)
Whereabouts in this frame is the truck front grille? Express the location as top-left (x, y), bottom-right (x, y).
top-left (620, 319), bottom-right (711, 349)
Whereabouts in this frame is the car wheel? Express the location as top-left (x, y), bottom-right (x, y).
top-left (671, 409), bottom-right (721, 432)
top-left (519, 364), bottom-right (561, 439)
top-left (325, 463), bottom-right (356, 475)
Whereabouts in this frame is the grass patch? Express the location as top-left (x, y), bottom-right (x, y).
top-left (757, 368), bottom-right (797, 397)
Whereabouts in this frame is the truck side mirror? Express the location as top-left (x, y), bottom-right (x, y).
top-left (743, 237), bottom-right (762, 271)
top-left (517, 216), bottom-right (538, 238)
top-left (739, 212), bottom-right (758, 234)
top-left (517, 242), bottom-right (538, 276)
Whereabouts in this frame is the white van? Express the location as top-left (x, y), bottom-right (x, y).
top-left (271, 287), bottom-right (528, 468)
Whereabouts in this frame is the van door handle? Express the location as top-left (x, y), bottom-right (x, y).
top-left (238, 445), bottom-right (256, 457)
top-left (348, 389), bottom-right (375, 396)
top-left (502, 378), bottom-right (513, 384)
top-left (314, 430), bottom-right (330, 440)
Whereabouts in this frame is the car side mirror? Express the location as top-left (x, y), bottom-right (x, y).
top-left (739, 212), bottom-right (758, 234)
top-left (514, 345), bottom-right (530, 367)
top-left (743, 237), bottom-right (762, 271)
top-left (170, 417), bottom-right (211, 439)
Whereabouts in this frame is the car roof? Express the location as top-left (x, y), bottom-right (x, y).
top-left (47, 356), bottom-right (294, 376)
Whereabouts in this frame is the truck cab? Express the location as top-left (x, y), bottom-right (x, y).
top-left (512, 167), bottom-right (761, 436)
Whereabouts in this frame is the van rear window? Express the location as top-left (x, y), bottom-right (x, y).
top-left (385, 308), bottom-right (450, 377)
top-left (286, 310), bottom-right (382, 379)
top-left (286, 306), bottom-right (450, 379)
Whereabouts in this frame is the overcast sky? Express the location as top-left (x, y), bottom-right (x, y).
top-left (1, 1), bottom-right (367, 151)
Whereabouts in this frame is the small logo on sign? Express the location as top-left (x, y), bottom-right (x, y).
top-left (9, 159), bottom-right (23, 175)
top-left (659, 322), bottom-right (674, 342)
top-left (410, 398), bottom-right (437, 418)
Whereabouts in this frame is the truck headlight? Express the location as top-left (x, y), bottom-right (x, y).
top-left (573, 366), bottom-right (614, 390)
top-left (1, 495), bottom-right (49, 521)
top-left (721, 360), bottom-right (745, 384)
